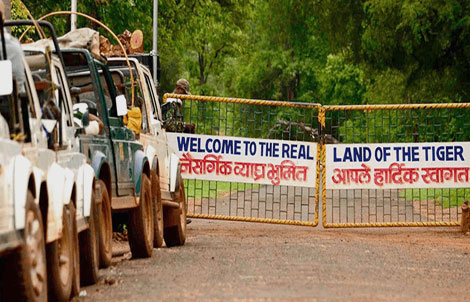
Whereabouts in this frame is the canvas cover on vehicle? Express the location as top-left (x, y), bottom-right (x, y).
top-left (28, 27), bottom-right (103, 61)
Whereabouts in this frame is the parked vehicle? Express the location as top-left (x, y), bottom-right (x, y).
top-left (2, 20), bottom-right (98, 301)
top-left (108, 57), bottom-right (187, 247)
top-left (0, 40), bottom-right (48, 302)
top-left (61, 48), bottom-right (154, 262)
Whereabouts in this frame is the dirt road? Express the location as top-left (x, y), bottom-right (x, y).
top-left (80, 220), bottom-right (470, 302)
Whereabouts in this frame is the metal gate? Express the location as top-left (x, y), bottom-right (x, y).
top-left (320, 103), bottom-right (470, 228)
top-left (164, 93), bottom-right (470, 228)
top-left (163, 94), bottom-right (320, 226)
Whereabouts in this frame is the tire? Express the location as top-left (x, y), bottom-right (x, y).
top-left (70, 203), bottom-right (80, 298)
top-left (128, 173), bottom-right (154, 258)
top-left (1, 191), bottom-right (47, 302)
top-left (47, 205), bottom-right (73, 302)
top-left (152, 171), bottom-right (164, 248)
top-left (96, 179), bottom-right (112, 268)
top-left (79, 189), bottom-right (100, 285)
top-left (163, 175), bottom-right (187, 247)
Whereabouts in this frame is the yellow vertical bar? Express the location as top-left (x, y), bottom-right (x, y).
top-left (314, 141), bottom-right (321, 227)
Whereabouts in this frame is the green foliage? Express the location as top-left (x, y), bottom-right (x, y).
top-left (10, 0), bottom-right (470, 114)
top-left (226, 0), bottom-right (329, 102)
top-left (400, 188), bottom-right (470, 209)
top-left (10, 0), bottom-right (37, 37)
top-left (364, 69), bottom-right (407, 104)
top-left (318, 54), bottom-right (365, 105)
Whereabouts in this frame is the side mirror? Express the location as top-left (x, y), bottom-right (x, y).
top-left (151, 118), bottom-right (162, 135)
top-left (0, 61), bottom-right (13, 96)
top-left (116, 95), bottom-right (128, 117)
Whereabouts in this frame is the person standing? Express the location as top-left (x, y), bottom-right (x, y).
top-left (162, 78), bottom-right (192, 133)
top-left (165, 79), bottom-right (192, 224)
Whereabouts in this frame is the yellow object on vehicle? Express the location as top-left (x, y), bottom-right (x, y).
top-left (123, 107), bottom-right (142, 134)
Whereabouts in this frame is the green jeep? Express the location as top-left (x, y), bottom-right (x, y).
top-left (62, 48), bottom-right (154, 264)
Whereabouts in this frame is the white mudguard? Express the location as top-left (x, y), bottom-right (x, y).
top-left (32, 167), bottom-right (44, 206)
top-left (2, 154), bottom-right (15, 232)
top-left (47, 162), bottom-right (66, 240)
top-left (169, 153), bottom-right (180, 193)
top-left (75, 165), bottom-right (85, 219)
top-left (145, 145), bottom-right (157, 169)
top-left (13, 155), bottom-right (32, 230)
top-left (62, 168), bottom-right (75, 206)
top-left (80, 164), bottom-right (95, 218)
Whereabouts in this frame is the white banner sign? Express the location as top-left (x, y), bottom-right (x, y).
top-left (167, 133), bottom-right (317, 187)
top-left (326, 142), bottom-right (470, 189)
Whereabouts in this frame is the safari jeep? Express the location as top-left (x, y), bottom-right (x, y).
top-left (61, 48), bottom-right (155, 262)
top-left (0, 50), bottom-right (48, 302)
top-left (0, 20), bottom-right (71, 302)
top-left (108, 57), bottom-right (187, 247)
top-left (3, 19), bottom-right (98, 301)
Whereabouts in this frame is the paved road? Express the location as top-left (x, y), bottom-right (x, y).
top-left (80, 219), bottom-right (470, 302)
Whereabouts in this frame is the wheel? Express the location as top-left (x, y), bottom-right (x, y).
top-left (78, 188), bottom-right (100, 285)
top-left (128, 173), bottom-right (154, 258)
top-left (96, 179), bottom-right (112, 268)
top-left (1, 191), bottom-right (47, 302)
top-left (163, 175), bottom-right (187, 247)
top-left (70, 203), bottom-right (80, 298)
top-left (152, 171), bottom-right (164, 248)
top-left (46, 205), bottom-right (73, 302)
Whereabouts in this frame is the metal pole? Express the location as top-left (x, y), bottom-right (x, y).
top-left (71, 0), bottom-right (77, 31)
top-left (152, 0), bottom-right (158, 85)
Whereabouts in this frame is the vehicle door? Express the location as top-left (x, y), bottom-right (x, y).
top-left (63, 50), bottom-right (117, 195)
top-left (18, 53), bottom-right (55, 174)
top-left (0, 118), bottom-right (19, 237)
top-left (96, 62), bottom-right (135, 196)
top-left (50, 57), bottom-right (89, 218)
top-left (0, 61), bottom-right (16, 236)
top-left (140, 66), bottom-right (170, 186)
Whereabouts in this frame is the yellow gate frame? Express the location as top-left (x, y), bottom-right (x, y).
top-left (163, 93), bottom-right (322, 227)
top-left (320, 102), bottom-right (470, 228)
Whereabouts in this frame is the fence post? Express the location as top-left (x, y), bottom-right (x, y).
top-left (316, 106), bottom-right (326, 227)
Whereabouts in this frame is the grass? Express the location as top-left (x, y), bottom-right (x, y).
top-left (184, 179), bottom-right (260, 200)
top-left (400, 188), bottom-right (470, 208)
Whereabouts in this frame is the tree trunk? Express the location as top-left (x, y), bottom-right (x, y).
top-left (198, 52), bottom-right (205, 85)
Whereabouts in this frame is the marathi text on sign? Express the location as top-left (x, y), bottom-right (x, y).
top-left (326, 142), bottom-right (470, 189)
top-left (332, 163), bottom-right (470, 187)
top-left (180, 153), bottom-right (309, 185)
top-left (167, 133), bottom-right (317, 188)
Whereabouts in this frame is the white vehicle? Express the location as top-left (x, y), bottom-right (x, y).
top-left (23, 46), bottom-right (99, 288)
top-left (108, 57), bottom-right (187, 247)
top-left (0, 19), bottom-right (98, 302)
top-left (0, 63), bottom-right (48, 302)
top-left (21, 44), bottom-right (99, 295)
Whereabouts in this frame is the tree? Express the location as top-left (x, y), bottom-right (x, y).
top-left (179, 0), bottom-right (250, 95)
top-left (316, 0), bottom-right (470, 103)
top-left (222, 0), bottom-right (329, 102)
